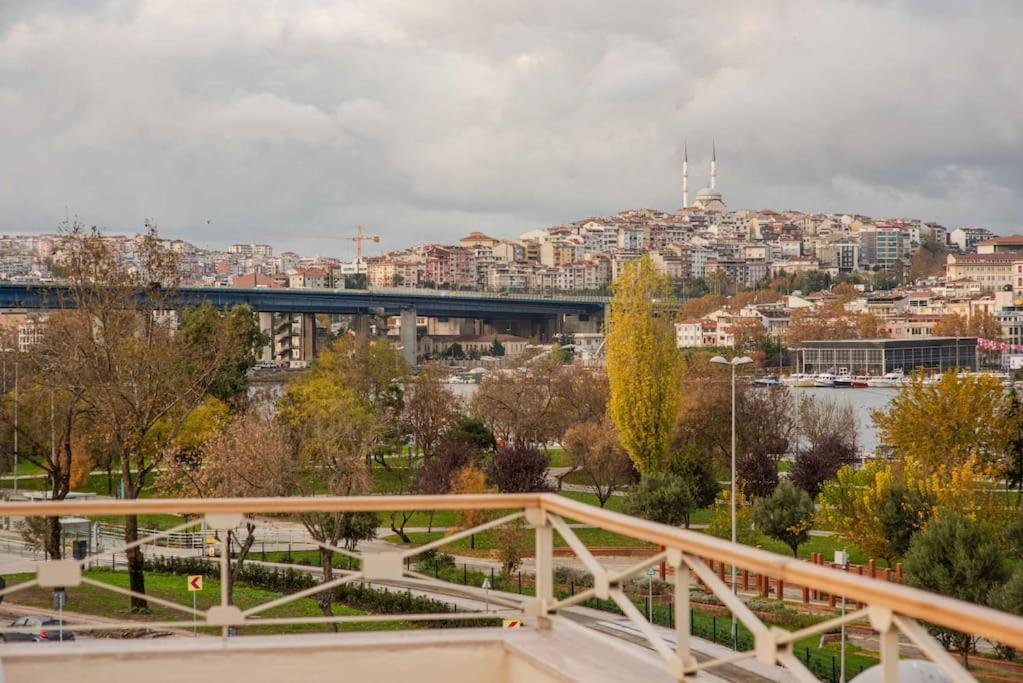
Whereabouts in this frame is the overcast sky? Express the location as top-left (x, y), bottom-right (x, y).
top-left (1, 1), bottom-right (1021, 257)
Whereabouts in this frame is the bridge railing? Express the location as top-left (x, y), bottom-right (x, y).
top-left (0, 493), bottom-right (1017, 682)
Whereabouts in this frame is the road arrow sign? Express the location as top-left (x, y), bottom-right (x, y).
top-left (188, 575), bottom-right (204, 592)
top-left (481, 578), bottom-right (491, 591)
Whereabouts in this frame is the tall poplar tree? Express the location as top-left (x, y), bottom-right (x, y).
top-left (605, 256), bottom-right (681, 473)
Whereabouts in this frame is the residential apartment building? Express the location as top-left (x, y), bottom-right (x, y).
top-left (945, 253), bottom-right (1020, 292)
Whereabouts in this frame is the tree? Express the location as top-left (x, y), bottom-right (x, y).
top-left (666, 446), bottom-right (721, 513)
top-left (680, 293), bottom-right (726, 320)
top-left (877, 481), bottom-right (934, 559)
top-left (790, 433), bottom-right (858, 498)
top-left (790, 396), bottom-right (858, 497)
top-left (909, 239), bottom-right (948, 281)
top-left (402, 368), bottom-right (459, 459)
top-left (624, 473), bottom-right (701, 528)
top-left (0, 357), bottom-right (89, 561)
top-left (855, 312), bottom-right (888, 339)
top-left (489, 338), bottom-right (505, 357)
top-left (450, 464), bottom-right (487, 547)
top-left (818, 455), bottom-right (1006, 565)
top-left (731, 317), bottom-right (769, 356)
top-left (873, 370), bottom-right (1012, 473)
top-left (752, 481), bottom-right (815, 556)
top-left (736, 387), bottom-right (797, 498)
top-left (486, 443), bottom-right (552, 493)
top-left (443, 415), bottom-right (497, 452)
top-left (278, 354), bottom-right (380, 625)
top-left (43, 224), bottom-right (252, 611)
top-left (157, 408), bottom-right (295, 604)
top-left (606, 256), bottom-right (682, 473)
top-left (785, 304), bottom-right (857, 346)
top-left (550, 366), bottom-right (609, 438)
top-left (415, 437), bottom-right (483, 532)
top-left (1004, 391), bottom-right (1023, 505)
top-left (562, 417), bottom-right (636, 507)
top-left (471, 356), bottom-right (565, 446)
top-left (179, 303), bottom-right (266, 405)
top-left (933, 312), bottom-right (1003, 341)
top-left (904, 514), bottom-right (1008, 665)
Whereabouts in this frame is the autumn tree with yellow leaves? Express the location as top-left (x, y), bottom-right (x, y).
top-left (818, 455), bottom-right (1010, 565)
top-left (872, 370), bottom-right (1014, 473)
top-left (606, 256), bottom-right (682, 474)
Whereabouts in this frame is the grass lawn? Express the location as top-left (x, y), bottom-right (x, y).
top-left (385, 526), bottom-right (654, 553)
top-left (546, 447), bottom-right (569, 468)
top-left (1, 570), bottom-right (400, 635)
top-left (560, 470), bottom-right (632, 487)
top-left (260, 549), bottom-right (362, 571)
top-left (556, 490), bottom-right (715, 527)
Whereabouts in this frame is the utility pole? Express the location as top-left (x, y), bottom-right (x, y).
top-left (13, 361), bottom-right (18, 497)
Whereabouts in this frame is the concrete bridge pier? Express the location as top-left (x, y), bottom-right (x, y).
top-left (301, 313), bottom-right (317, 361)
top-left (399, 307), bottom-right (417, 366)
top-left (258, 311), bottom-right (274, 363)
top-left (352, 313), bottom-right (370, 338)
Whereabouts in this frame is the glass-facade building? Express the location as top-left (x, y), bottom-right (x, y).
top-left (798, 337), bottom-right (978, 375)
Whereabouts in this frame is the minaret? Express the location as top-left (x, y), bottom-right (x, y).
top-left (710, 140), bottom-right (717, 190)
top-left (682, 142), bottom-right (689, 208)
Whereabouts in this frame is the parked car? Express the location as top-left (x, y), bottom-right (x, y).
top-left (2, 617), bottom-right (75, 642)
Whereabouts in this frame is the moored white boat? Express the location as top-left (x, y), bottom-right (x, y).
top-left (813, 372), bottom-right (836, 387)
top-left (833, 372), bottom-right (854, 388)
top-left (782, 373), bottom-right (815, 387)
top-left (868, 370), bottom-right (906, 388)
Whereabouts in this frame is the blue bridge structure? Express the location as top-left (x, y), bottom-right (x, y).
top-left (0, 284), bottom-right (607, 365)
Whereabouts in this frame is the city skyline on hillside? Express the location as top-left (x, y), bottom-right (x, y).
top-left (1, 3), bottom-right (1021, 253)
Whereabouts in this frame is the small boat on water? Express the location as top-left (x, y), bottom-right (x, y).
top-left (833, 371), bottom-right (854, 388)
top-left (867, 370), bottom-right (906, 388)
top-left (813, 372), bottom-right (836, 387)
top-left (851, 376), bottom-right (870, 388)
top-left (782, 373), bottom-right (815, 387)
top-left (754, 375), bottom-right (783, 387)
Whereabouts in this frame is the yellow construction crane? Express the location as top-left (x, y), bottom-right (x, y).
top-left (346, 225), bottom-right (381, 261)
top-left (259, 225), bottom-right (382, 260)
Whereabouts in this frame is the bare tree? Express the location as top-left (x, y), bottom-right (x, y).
top-left (563, 417), bottom-right (636, 507)
top-left (157, 409), bottom-right (296, 603)
top-left (45, 223), bottom-right (254, 611)
top-left (402, 368), bottom-right (459, 458)
top-left (471, 356), bottom-right (566, 446)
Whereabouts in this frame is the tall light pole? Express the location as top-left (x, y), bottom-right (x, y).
top-left (710, 354), bottom-right (753, 644)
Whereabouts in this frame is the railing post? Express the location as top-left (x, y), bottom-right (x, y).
top-left (867, 607), bottom-right (901, 682)
top-left (527, 507), bottom-right (553, 628)
top-left (666, 549), bottom-right (693, 678)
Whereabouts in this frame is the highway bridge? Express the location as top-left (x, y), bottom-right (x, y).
top-left (0, 283), bottom-right (607, 318)
top-left (0, 283), bottom-right (607, 365)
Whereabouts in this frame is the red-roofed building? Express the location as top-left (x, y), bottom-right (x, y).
top-left (232, 272), bottom-right (276, 288)
top-left (458, 232), bottom-right (500, 249)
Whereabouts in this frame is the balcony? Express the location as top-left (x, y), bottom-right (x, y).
top-left (0, 493), bottom-right (1019, 682)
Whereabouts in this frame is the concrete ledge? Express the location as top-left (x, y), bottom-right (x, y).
top-left (0, 624), bottom-right (681, 683)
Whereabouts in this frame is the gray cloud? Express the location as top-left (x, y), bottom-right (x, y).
top-left (0, 0), bottom-right (1021, 256)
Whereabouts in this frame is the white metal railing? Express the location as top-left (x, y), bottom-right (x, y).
top-left (0, 494), bottom-right (1018, 682)
top-left (95, 521), bottom-right (313, 550)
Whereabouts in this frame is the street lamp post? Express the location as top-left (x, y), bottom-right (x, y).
top-left (710, 354), bottom-right (753, 643)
